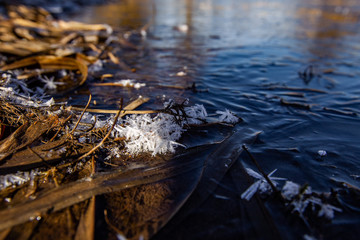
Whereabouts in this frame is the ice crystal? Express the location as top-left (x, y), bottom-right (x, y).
top-left (44, 98), bottom-right (55, 107)
top-left (116, 234), bottom-right (127, 240)
top-left (113, 113), bottom-right (185, 156)
top-left (318, 150), bottom-right (327, 157)
top-left (105, 147), bottom-right (123, 160)
top-left (291, 197), bottom-right (311, 215)
top-left (184, 104), bottom-right (208, 124)
top-left (39, 75), bottom-right (64, 90)
top-left (106, 103), bottom-right (208, 156)
top-left (115, 79), bottom-right (146, 89)
top-left (0, 74), bottom-right (57, 107)
top-left (0, 86), bottom-right (54, 107)
top-left (303, 234), bottom-right (317, 240)
top-left (79, 112), bottom-right (94, 124)
top-left (176, 71), bottom-right (186, 76)
top-left (216, 109), bottom-right (239, 123)
top-left (0, 170), bottom-right (39, 190)
top-left (176, 24), bottom-right (189, 33)
top-left (105, 35), bottom-right (119, 45)
top-left (317, 203), bottom-right (342, 219)
top-left (241, 168), bottom-right (286, 201)
top-left (88, 60), bottom-right (104, 72)
top-left (103, 24), bottom-right (113, 35)
top-left (282, 182), bottom-right (342, 220)
top-left (282, 181), bottom-right (311, 200)
top-left (95, 117), bottom-right (108, 129)
top-left (7, 77), bottom-right (33, 95)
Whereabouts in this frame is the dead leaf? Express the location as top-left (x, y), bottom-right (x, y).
top-left (0, 138), bottom-right (92, 173)
top-left (75, 197), bottom-right (95, 240)
top-left (1, 55), bottom-right (88, 86)
top-left (14, 27), bottom-right (34, 40)
top-left (0, 119), bottom-right (56, 162)
top-left (0, 156), bottom-right (198, 231)
top-left (0, 228), bottom-right (11, 240)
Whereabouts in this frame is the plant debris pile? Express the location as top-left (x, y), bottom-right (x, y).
top-left (0, 4), bottom-right (142, 95)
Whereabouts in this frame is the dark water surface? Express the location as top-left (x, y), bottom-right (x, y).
top-left (70, 0), bottom-right (360, 239)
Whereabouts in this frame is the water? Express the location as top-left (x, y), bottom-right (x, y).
top-left (68, 0), bottom-right (360, 238)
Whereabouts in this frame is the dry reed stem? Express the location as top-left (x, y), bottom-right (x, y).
top-left (71, 108), bottom-right (159, 115)
top-left (70, 97), bottom-right (154, 116)
top-left (69, 94), bottom-right (92, 135)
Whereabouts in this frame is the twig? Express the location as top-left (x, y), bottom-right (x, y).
top-left (69, 94), bottom-right (92, 135)
top-left (103, 161), bottom-right (119, 167)
top-left (91, 155), bottom-right (95, 175)
top-left (76, 99), bottom-right (123, 161)
top-left (280, 98), bottom-right (311, 110)
top-left (50, 115), bottom-right (72, 142)
top-left (104, 209), bottom-right (125, 236)
top-left (242, 145), bottom-right (278, 193)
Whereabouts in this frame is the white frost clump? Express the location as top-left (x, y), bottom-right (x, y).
top-left (282, 181), bottom-right (311, 200)
top-left (44, 97), bottom-right (55, 107)
top-left (241, 172), bottom-right (342, 220)
top-left (163, 100), bottom-right (207, 125)
top-left (290, 196), bottom-right (342, 220)
top-left (115, 79), bottom-right (146, 89)
top-left (185, 104), bottom-right (208, 124)
top-left (88, 60), bottom-right (104, 72)
top-left (317, 202), bottom-right (342, 219)
top-left (216, 109), bottom-right (239, 123)
top-left (291, 197), bottom-right (311, 216)
top-left (282, 181), bottom-right (341, 220)
top-left (79, 112), bottom-right (95, 124)
top-left (318, 150), bottom-right (327, 157)
top-left (0, 85), bottom-right (55, 107)
top-left (109, 103), bottom-right (208, 156)
top-left (241, 168), bottom-right (286, 201)
top-left (113, 113), bottom-right (185, 156)
top-left (0, 73), bottom-right (56, 107)
top-left (0, 170), bottom-right (38, 190)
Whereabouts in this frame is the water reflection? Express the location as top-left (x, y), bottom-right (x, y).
top-left (295, 0), bottom-right (360, 59)
top-left (71, 0), bottom-right (359, 62)
top-left (69, 0), bottom-right (154, 30)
